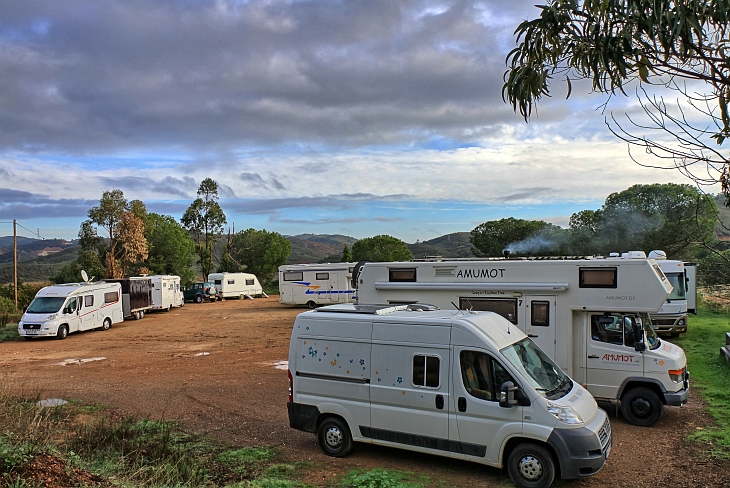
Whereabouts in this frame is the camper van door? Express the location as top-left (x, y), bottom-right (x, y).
top-left (80, 293), bottom-right (97, 330)
top-left (524, 296), bottom-right (556, 358)
top-left (586, 314), bottom-right (643, 399)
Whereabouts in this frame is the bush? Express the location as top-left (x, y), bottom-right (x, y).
top-left (0, 297), bottom-right (17, 328)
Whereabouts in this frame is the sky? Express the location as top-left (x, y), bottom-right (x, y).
top-left (0, 0), bottom-right (709, 244)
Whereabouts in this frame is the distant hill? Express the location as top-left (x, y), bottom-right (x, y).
top-left (408, 232), bottom-right (474, 259)
top-left (286, 234), bottom-right (357, 264)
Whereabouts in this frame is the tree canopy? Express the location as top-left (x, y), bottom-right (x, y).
top-left (351, 235), bottom-right (413, 262)
top-left (181, 178), bottom-right (227, 278)
top-left (145, 213), bottom-right (197, 285)
top-left (229, 228), bottom-right (291, 286)
top-left (470, 218), bottom-right (562, 257)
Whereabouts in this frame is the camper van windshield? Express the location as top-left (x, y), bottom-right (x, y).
top-left (501, 338), bottom-right (572, 400)
top-left (665, 273), bottom-right (686, 300)
top-left (26, 297), bottom-right (66, 314)
top-left (638, 314), bottom-right (661, 350)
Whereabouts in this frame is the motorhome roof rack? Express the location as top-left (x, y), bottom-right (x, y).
top-left (315, 303), bottom-right (439, 315)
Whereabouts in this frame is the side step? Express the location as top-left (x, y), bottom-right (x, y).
top-left (721, 332), bottom-right (730, 365)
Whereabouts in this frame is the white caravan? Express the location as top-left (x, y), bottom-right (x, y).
top-left (643, 251), bottom-right (688, 336)
top-left (684, 262), bottom-right (698, 314)
top-left (207, 272), bottom-right (265, 299)
top-left (355, 255), bottom-right (688, 427)
top-left (18, 281), bottom-right (123, 340)
top-left (279, 263), bottom-right (357, 308)
top-left (149, 275), bottom-right (184, 311)
top-left (288, 304), bottom-right (611, 488)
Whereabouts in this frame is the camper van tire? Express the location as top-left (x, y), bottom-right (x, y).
top-left (101, 318), bottom-right (112, 331)
top-left (620, 387), bottom-right (663, 427)
top-left (307, 301), bottom-right (316, 309)
top-left (56, 325), bottom-right (69, 340)
top-left (317, 416), bottom-right (352, 457)
top-left (507, 443), bottom-right (555, 488)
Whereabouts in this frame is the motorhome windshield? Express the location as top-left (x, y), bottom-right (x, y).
top-left (501, 338), bottom-right (572, 400)
top-left (638, 313), bottom-right (661, 350)
top-left (665, 273), bottom-right (686, 300)
top-left (26, 297), bottom-right (66, 314)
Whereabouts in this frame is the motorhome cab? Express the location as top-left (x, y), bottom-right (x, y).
top-left (18, 281), bottom-right (123, 340)
top-left (149, 275), bottom-right (184, 311)
top-left (279, 263), bottom-right (357, 308)
top-left (288, 304), bottom-right (611, 488)
top-left (355, 255), bottom-right (689, 427)
top-left (643, 252), bottom-right (688, 336)
top-left (207, 272), bottom-right (264, 299)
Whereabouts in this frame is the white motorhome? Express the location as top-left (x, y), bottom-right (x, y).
top-left (149, 275), bottom-right (184, 311)
top-left (18, 281), bottom-right (124, 340)
top-left (644, 251), bottom-right (688, 336)
top-left (279, 263), bottom-right (357, 308)
top-left (207, 272), bottom-right (265, 299)
top-left (684, 261), bottom-right (698, 314)
top-left (288, 304), bottom-right (611, 488)
top-left (355, 255), bottom-right (689, 427)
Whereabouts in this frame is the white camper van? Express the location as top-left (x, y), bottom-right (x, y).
top-left (355, 255), bottom-right (688, 427)
top-left (288, 304), bottom-right (611, 488)
top-left (279, 263), bottom-right (357, 308)
top-left (207, 272), bottom-right (264, 299)
top-left (684, 261), bottom-right (698, 314)
top-left (644, 252), bottom-right (688, 336)
top-left (18, 281), bottom-right (124, 340)
top-left (149, 275), bottom-right (184, 311)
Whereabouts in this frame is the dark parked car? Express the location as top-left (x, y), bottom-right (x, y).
top-left (183, 282), bottom-right (218, 303)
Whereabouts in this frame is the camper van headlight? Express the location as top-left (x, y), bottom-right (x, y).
top-left (46, 314), bottom-right (58, 321)
top-left (546, 401), bottom-right (583, 425)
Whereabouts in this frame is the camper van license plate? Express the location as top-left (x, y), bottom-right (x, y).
top-left (26, 330), bottom-right (38, 335)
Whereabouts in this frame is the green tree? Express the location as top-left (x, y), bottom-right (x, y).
top-left (351, 235), bottom-right (413, 262)
top-left (568, 209), bottom-right (603, 255)
top-left (181, 178), bottom-right (227, 279)
top-left (229, 228), bottom-right (291, 286)
top-left (88, 189), bottom-right (128, 278)
top-left (470, 218), bottom-right (558, 257)
top-left (699, 249), bottom-right (730, 286)
top-left (145, 213), bottom-right (197, 285)
top-left (0, 296), bottom-right (17, 327)
top-left (341, 244), bottom-right (353, 262)
top-left (503, 0), bottom-right (730, 204)
top-left (76, 220), bottom-right (106, 281)
top-left (51, 260), bottom-right (83, 284)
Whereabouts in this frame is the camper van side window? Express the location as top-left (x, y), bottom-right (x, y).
top-left (84, 295), bottom-right (94, 307)
top-left (104, 292), bottom-right (118, 304)
top-left (246, 279), bottom-right (254, 285)
top-left (459, 298), bottom-right (518, 324)
top-left (579, 268), bottom-right (617, 288)
top-left (389, 268), bottom-right (417, 282)
top-left (531, 301), bottom-right (550, 327)
top-left (590, 315), bottom-right (624, 345)
top-left (228, 279), bottom-right (235, 285)
top-left (412, 355), bottom-right (440, 388)
top-left (315, 273), bottom-right (329, 280)
top-left (460, 351), bottom-right (495, 401)
top-left (283, 272), bottom-right (303, 281)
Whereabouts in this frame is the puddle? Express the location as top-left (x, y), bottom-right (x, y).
top-left (195, 352), bottom-right (210, 356)
top-left (37, 398), bottom-right (68, 407)
top-left (56, 357), bottom-right (107, 366)
top-left (173, 351), bottom-right (210, 358)
top-left (262, 360), bottom-right (288, 370)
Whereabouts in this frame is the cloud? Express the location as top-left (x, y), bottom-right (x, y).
top-left (0, 188), bottom-right (94, 219)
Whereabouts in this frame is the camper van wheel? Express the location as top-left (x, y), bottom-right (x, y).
top-left (507, 443), bottom-right (555, 488)
top-left (56, 325), bottom-right (69, 341)
top-left (240, 294), bottom-right (245, 300)
top-left (621, 387), bottom-right (663, 427)
top-left (102, 318), bottom-right (112, 331)
top-left (317, 417), bottom-right (352, 457)
top-left (307, 301), bottom-right (316, 309)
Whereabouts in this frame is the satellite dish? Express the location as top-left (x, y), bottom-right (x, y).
top-left (81, 270), bottom-right (89, 283)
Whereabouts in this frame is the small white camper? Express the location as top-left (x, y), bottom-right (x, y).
top-left (207, 272), bottom-right (265, 299)
top-left (18, 281), bottom-right (123, 340)
top-left (149, 275), bottom-right (184, 311)
top-left (278, 263), bottom-right (357, 308)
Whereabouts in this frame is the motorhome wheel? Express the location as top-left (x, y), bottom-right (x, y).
top-left (240, 294), bottom-right (245, 300)
top-left (56, 325), bottom-right (69, 341)
top-left (102, 318), bottom-right (111, 331)
top-left (139, 310), bottom-right (144, 319)
top-left (507, 443), bottom-right (555, 488)
top-left (307, 301), bottom-right (316, 309)
top-left (317, 417), bottom-right (352, 457)
top-left (621, 387), bottom-right (663, 427)
top-left (195, 295), bottom-right (203, 303)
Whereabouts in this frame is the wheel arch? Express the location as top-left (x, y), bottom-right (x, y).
top-left (618, 378), bottom-right (667, 405)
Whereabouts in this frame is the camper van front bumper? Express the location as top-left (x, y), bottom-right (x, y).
top-left (664, 374), bottom-right (690, 406)
top-left (547, 412), bottom-right (610, 479)
top-left (287, 402), bottom-right (320, 433)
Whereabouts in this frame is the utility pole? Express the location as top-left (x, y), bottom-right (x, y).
top-left (13, 219), bottom-right (18, 308)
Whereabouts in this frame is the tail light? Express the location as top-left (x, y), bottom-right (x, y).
top-left (288, 369), bottom-right (293, 402)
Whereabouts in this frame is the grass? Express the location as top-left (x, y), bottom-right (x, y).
top-left (0, 324), bottom-right (19, 343)
top-left (672, 304), bottom-right (730, 459)
top-left (339, 469), bottom-right (425, 488)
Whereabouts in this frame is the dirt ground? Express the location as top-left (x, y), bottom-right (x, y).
top-left (1, 297), bottom-right (728, 487)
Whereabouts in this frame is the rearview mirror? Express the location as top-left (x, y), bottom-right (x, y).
top-left (499, 381), bottom-right (519, 408)
top-left (633, 321), bottom-right (646, 352)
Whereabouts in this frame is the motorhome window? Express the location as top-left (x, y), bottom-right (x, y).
top-left (348, 267), bottom-right (354, 273)
top-left (579, 268), bottom-right (617, 288)
top-left (104, 292), bottom-right (118, 304)
top-left (26, 297), bottom-right (66, 314)
top-left (459, 351), bottom-right (494, 401)
top-left (84, 295), bottom-right (94, 307)
top-left (215, 280), bottom-right (222, 285)
top-left (590, 315), bottom-right (624, 345)
top-left (246, 279), bottom-right (254, 285)
top-left (665, 273), bottom-right (687, 300)
top-left (283, 272), bottom-right (304, 281)
top-left (316, 273), bottom-right (329, 280)
top-left (389, 268), bottom-right (417, 282)
top-left (228, 279), bottom-right (235, 285)
top-left (412, 355), bottom-right (440, 388)
top-left (531, 301), bottom-right (550, 327)
top-left (459, 298), bottom-right (518, 324)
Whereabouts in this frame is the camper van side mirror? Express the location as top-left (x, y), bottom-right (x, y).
top-left (499, 381), bottom-right (519, 408)
top-left (633, 321), bottom-right (646, 352)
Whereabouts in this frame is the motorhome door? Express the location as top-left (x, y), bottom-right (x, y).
top-left (524, 296), bottom-right (556, 358)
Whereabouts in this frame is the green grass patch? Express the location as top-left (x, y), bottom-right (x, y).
top-left (0, 323), bottom-right (19, 343)
top-left (673, 308), bottom-right (730, 458)
top-left (339, 469), bottom-right (426, 488)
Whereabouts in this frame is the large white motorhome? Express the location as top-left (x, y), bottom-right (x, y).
top-left (149, 275), bottom-right (184, 311)
top-left (644, 251), bottom-right (688, 336)
top-left (355, 255), bottom-right (689, 427)
top-left (278, 263), bottom-right (357, 308)
top-left (18, 281), bottom-right (124, 340)
top-left (207, 272), bottom-right (265, 299)
top-left (288, 304), bottom-right (611, 488)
